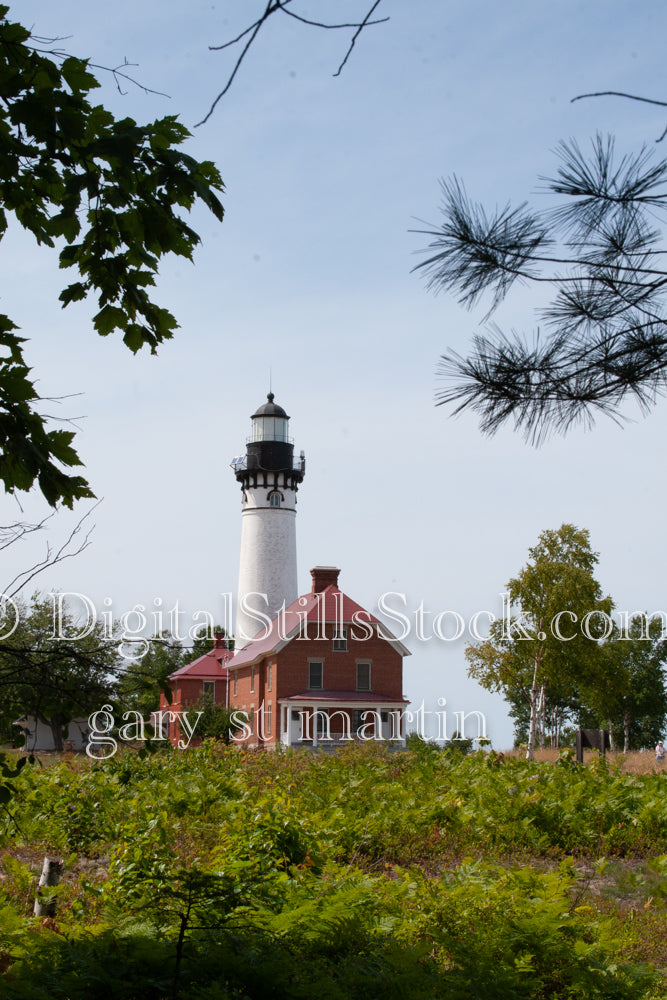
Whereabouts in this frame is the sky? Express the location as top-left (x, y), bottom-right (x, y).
top-left (4, 0), bottom-right (667, 748)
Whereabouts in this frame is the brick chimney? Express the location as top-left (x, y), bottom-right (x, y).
top-left (310, 566), bottom-right (340, 593)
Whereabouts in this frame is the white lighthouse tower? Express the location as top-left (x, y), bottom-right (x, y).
top-left (231, 393), bottom-right (305, 646)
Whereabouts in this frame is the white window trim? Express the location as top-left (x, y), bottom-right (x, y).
top-left (333, 626), bottom-right (348, 652)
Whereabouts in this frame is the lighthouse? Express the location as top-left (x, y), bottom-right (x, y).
top-left (231, 393), bottom-right (305, 646)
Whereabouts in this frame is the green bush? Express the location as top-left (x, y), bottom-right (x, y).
top-left (0, 746), bottom-right (665, 998)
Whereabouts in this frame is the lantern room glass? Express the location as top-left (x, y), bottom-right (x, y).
top-left (252, 415), bottom-right (289, 442)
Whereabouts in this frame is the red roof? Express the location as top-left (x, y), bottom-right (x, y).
top-left (228, 583), bottom-right (410, 669)
top-left (279, 690), bottom-right (408, 704)
top-left (169, 647), bottom-right (231, 681)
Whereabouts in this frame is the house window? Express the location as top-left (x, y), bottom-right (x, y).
top-left (308, 661), bottom-right (323, 689)
top-left (234, 672), bottom-right (238, 696)
top-left (266, 703), bottom-right (272, 735)
top-left (353, 709), bottom-right (366, 734)
top-left (202, 681), bottom-right (215, 698)
top-left (333, 627), bottom-right (347, 652)
top-left (356, 662), bottom-right (371, 691)
top-left (268, 663), bottom-right (272, 691)
top-left (268, 491), bottom-right (281, 508)
top-left (250, 665), bottom-right (255, 693)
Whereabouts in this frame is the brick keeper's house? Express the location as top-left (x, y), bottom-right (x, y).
top-left (161, 394), bottom-right (410, 748)
top-left (162, 566), bottom-right (409, 749)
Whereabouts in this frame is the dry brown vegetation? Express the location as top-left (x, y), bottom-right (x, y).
top-left (505, 748), bottom-right (665, 773)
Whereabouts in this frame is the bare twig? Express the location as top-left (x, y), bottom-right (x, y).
top-left (281, 6), bottom-right (388, 32)
top-left (2, 502), bottom-right (100, 600)
top-left (334, 0), bottom-right (385, 77)
top-left (572, 91), bottom-right (667, 143)
top-left (572, 91), bottom-right (667, 110)
top-left (197, 1), bottom-right (282, 126)
top-left (0, 512), bottom-right (57, 552)
top-left (197, 0), bottom-right (388, 126)
top-left (101, 58), bottom-right (170, 98)
top-left (207, 1), bottom-right (289, 52)
top-left (29, 33), bottom-right (169, 98)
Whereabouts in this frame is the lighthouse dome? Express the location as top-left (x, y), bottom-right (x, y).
top-left (252, 393), bottom-right (288, 419)
top-left (250, 393), bottom-right (291, 444)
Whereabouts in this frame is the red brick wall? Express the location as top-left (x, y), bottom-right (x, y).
top-left (274, 625), bottom-right (403, 700)
top-left (227, 625), bottom-right (404, 746)
top-left (160, 676), bottom-right (230, 748)
top-left (228, 660), bottom-right (276, 745)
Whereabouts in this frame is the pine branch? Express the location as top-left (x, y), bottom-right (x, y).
top-left (417, 136), bottom-right (667, 439)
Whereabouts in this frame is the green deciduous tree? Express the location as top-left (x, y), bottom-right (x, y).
top-left (0, 5), bottom-right (224, 507)
top-left (0, 591), bottom-right (122, 749)
top-left (466, 524), bottom-right (612, 759)
top-left (116, 631), bottom-right (185, 719)
top-left (186, 624), bottom-right (232, 661)
top-left (194, 697), bottom-right (246, 744)
top-left (116, 627), bottom-right (232, 722)
top-left (582, 615), bottom-right (667, 752)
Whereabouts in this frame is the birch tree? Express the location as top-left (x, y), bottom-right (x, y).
top-left (466, 524), bottom-right (612, 758)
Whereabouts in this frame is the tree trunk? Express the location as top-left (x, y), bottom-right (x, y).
top-left (538, 684), bottom-right (546, 748)
top-left (50, 722), bottom-right (64, 752)
top-left (623, 711), bottom-right (630, 754)
top-left (608, 718), bottom-right (615, 753)
top-left (34, 856), bottom-right (63, 917)
top-left (526, 656), bottom-right (542, 761)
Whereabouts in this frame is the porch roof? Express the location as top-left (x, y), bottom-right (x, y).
top-left (278, 690), bottom-right (408, 704)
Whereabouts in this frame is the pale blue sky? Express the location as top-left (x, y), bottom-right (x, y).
top-left (5, 1), bottom-right (667, 746)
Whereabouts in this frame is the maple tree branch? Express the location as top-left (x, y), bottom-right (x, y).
top-left (29, 34), bottom-right (169, 97)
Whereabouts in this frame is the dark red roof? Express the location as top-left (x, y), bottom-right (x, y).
top-left (228, 583), bottom-right (410, 669)
top-left (279, 690), bottom-right (408, 704)
top-left (169, 647), bottom-right (231, 681)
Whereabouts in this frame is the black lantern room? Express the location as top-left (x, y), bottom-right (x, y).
top-left (234, 393), bottom-right (305, 486)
